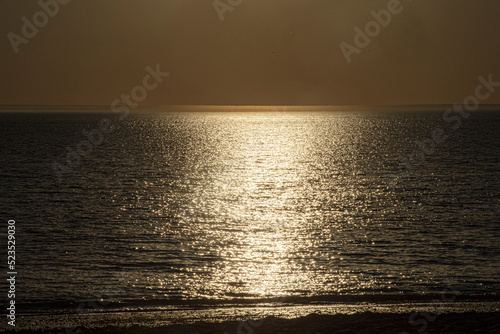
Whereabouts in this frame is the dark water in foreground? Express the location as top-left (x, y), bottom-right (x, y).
top-left (1, 110), bottom-right (499, 311)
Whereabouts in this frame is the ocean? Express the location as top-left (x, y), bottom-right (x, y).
top-left (1, 109), bottom-right (499, 327)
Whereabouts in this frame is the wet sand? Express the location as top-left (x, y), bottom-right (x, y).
top-left (9, 301), bottom-right (500, 334)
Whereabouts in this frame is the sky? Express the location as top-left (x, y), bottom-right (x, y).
top-left (1, 0), bottom-right (500, 106)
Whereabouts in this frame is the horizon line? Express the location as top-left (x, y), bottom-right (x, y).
top-left (1, 104), bottom-right (500, 113)
top-left (2, 103), bottom-right (500, 108)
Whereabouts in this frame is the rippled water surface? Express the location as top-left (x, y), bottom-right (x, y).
top-left (1, 111), bottom-right (499, 307)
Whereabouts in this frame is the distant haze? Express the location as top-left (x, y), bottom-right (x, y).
top-left (1, 0), bottom-right (500, 106)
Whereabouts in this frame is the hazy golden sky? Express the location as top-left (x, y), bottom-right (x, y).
top-left (1, 0), bottom-right (499, 106)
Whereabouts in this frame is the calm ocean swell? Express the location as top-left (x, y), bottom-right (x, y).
top-left (1, 110), bottom-right (499, 310)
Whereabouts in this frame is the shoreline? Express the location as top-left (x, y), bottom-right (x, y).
top-left (11, 300), bottom-right (500, 333)
top-left (11, 311), bottom-right (500, 334)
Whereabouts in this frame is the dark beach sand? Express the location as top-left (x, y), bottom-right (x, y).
top-left (10, 312), bottom-right (500, 334)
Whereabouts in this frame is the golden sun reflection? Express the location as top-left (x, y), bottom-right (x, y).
top-left (193, 112), bottom-right (322, 298)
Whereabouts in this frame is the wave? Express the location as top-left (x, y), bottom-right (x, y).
top-left (14, 293), bottom-right (500, 314)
